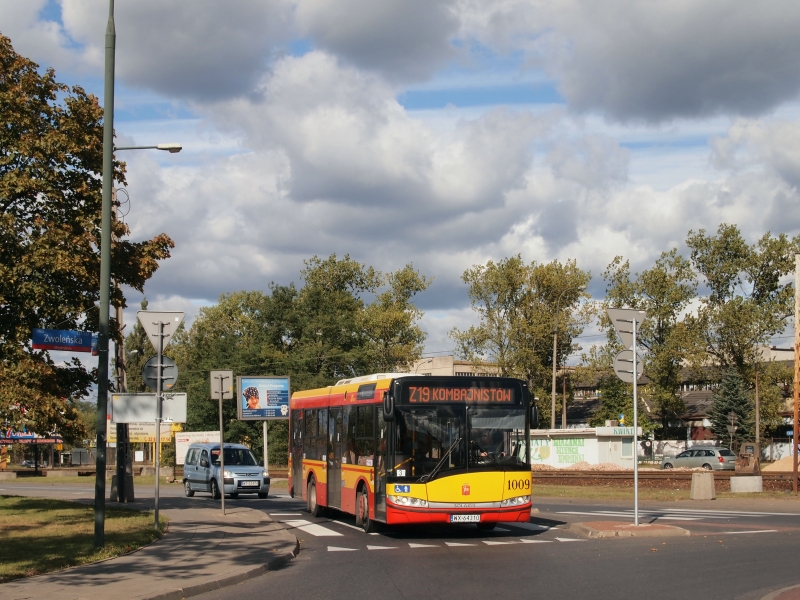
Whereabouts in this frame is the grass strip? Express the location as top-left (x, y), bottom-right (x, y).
top-left (0, 495), bottom-right (166, 582)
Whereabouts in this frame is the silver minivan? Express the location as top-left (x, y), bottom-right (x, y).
top-left (183, 442), bottom-right (270, 499)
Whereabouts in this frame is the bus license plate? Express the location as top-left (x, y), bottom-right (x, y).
top-left (240, 481), bottom-right (259, 487)
top-left (450, 514), bottom-right (480, 523)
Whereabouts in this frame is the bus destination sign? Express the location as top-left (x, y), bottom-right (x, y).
top-left (405, 385), bottom-right (515, 404)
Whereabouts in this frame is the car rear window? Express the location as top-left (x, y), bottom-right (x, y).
top-left (719, 449), bottom-right (735, 456)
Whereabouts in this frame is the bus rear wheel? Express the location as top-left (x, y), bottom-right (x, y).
top-left (307, 479), bottom-right (323, 517)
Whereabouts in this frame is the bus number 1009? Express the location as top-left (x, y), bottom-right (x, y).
top-left (507, 479), bottom-right (531, 491)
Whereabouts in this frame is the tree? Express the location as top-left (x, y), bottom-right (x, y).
top-left (603, 249), bottom-right (699, 434)
top-left (709, 368), bottom-right (754, 447)
top-left (687, 224), bottom-right (800, 381)
top-left (450, 256), bottom-right (593, 425)
top-left (171, 255), bottom-right (430, 465)
top-left (0, 35), bottom-right (173, 440)
top-left (589, 375), bottom-right (652, 433)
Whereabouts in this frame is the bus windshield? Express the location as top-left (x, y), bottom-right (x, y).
top-left (392, 405), bottom-right (527, 481)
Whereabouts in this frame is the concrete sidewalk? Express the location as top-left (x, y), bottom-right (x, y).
top-left (0, 503), bottom-right (298, 600)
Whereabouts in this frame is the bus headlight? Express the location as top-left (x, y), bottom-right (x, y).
top-left (388, 495), bottom-right (428, 507)
top-left (501, 495), bottom-right (530, 507)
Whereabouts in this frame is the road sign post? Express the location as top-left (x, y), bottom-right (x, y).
top-left (137, 311), bottom-right (184, 530)
top-left (607, 308), bottom-right (647, 527)
top-left (210, 370), bottom-right (233, 515)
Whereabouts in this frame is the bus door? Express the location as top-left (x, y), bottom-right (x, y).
top-left (374, 413), bottom-right (388, 521)
top-left (328, 408), bottom-right (344, 508)
top-left (291, 410), bottom-right (303, 497)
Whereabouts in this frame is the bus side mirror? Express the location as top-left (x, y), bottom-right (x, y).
top-left (383, 391), bottom-right (394, 421)
top-left (530, 405), bottom-right (539, 429)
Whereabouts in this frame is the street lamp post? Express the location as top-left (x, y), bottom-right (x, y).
top-left (94, 0), bottom-right (182, 548)
top-left (551, 286), bottom-right (584, 429)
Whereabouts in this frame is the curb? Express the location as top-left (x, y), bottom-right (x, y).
top-left (569, 522), bottom-right (690, 539)
top-left (136, 535), bottom-right (299, 600)
top-left (760, 584), bottom-right (800, 600)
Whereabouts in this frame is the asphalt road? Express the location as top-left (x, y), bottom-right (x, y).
top-left (3, 480), bottom-right (800, 599)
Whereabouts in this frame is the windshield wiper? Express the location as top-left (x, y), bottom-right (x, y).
top-left (419, 437), bottom-right (462, 483)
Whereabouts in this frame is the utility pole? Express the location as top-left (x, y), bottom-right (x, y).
top-left (95, 0), bottom-right (115, 549)
top-left (793, 254), bottom-right (799, 495)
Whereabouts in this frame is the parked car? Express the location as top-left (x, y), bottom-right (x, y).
top-left (662, 448), bottom-right (736, 471)
top-left (19, 460), bottom-right (35, 468)
top-left (182, 442), bottom-right (270, 499)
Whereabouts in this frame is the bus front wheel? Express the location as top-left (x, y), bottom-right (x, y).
top-left (356, 488), bottom-right (377, 533)
top-left (307, 479), bottom-right (323, 517)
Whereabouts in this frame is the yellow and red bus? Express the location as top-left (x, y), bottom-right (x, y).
top-left (289, 374), bottom-right (537, 532)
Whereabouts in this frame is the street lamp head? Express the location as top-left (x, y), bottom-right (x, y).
top-left (156, 143), bottom-right (182, 153)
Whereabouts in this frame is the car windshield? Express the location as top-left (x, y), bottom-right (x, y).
top-left (392, 405), bottom-right (527, 481)
top-left (211, 448), bottom-right (258, 466)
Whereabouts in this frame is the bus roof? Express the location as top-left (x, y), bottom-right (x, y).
top-left (334, 373), bottom-right (413, 386)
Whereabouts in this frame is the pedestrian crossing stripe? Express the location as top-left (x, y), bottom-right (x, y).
top-left (445, 542), bottom-right (476, 546)
top-left (282, 519), bottom-right (343, 537)
top-left (367, 545), bottom-right (397, 550)
top-left (328, 547), bottom-right (357, 551)
top-left (408, 543), bottom-right (438, 548)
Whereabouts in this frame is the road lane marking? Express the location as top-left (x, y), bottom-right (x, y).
top-left (270, 513), bottom-right (303, 516)
top-left (483, 540), bottom-right (518, 545)
top-left (328, 546), bottom-right (358, 551)
top-left (519, 539), bottom-right (553, 543)
top-left (409, 543), bottom-right (438, 548)
top-left (328, 520), bottom-right (363, 532)
top-left (719, 530), bottom-right (778, 534)
top-left (445, 542), bottom-right (476, 546)
top-left (505, 522), bottom-right (550, 531)
top-left (282, 519), bottom-right (343, 537)
top-left (367, 545), bottom-right (397, 550)
top-left (555, 538), bottom-right (585, 542)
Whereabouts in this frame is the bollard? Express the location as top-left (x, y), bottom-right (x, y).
top-left (690, 472), bottom-right (716, 500)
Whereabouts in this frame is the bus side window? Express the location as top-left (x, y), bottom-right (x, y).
top-left (304, 409), bottom-right (318, 459)
top-left (356, 406), bottom-right (375, 466)
top-left (317, 408), bottom-right (328, 462)
top-left (345, 405), bottom-right (356, 465)
top-left (292, 410), bottom-right (302, 448)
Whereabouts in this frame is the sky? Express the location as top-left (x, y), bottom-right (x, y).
top-left (5, 0), bottom-right (800, 359)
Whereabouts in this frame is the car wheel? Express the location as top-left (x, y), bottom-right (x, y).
top-left (210, 478), bottom-right (221, 500)
top-left (307, 478), bottom-right (323, 517)
top-left (184, 480), bottom-right (194, 497)
top-left (702, 463), bottom-right (712, 471)
top-left (663, 463), bottom-right (673, 470)
top-left (258, 492), bottom-right (268, 499)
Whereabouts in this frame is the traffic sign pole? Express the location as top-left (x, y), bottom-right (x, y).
top-left (154, 320), bottom-right (163, 531)
top-left (219, 375), bottom-right (226, 516)
top-left (632, 317), bottom-right (638, 527)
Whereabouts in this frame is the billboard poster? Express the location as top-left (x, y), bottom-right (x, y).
top-left (237, 376), bottom-right (290, 421)
top-left (107, 423), bottom-right (172, 444)
top-left (175, 431), bottom-right (220, 465)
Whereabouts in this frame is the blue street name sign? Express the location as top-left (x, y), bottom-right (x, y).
top-left (32, 328), bottom-right (97, 353)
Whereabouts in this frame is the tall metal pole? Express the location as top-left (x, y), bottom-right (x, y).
top-left (551, 331), bottom-right (558, 429)
top-left (562, 371), bottom-right (567, 429)
top-left (264, 420), bottom-right (269, 470)
top-left (219, 377), bottom-right (226, 515)
top-left (793, 254), bottom-right (799, 495)
top-left (632, 317), bottom-right (639, 527)
top-left (154, 321), bottom-right (164, 530)
top-left (95, 0), bottom-right (115, 549)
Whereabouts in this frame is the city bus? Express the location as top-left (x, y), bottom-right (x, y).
top-left (289, 374), bottom-right (537, 532)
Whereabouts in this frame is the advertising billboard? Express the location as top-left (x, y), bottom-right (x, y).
top-left (175, 431), bottom-right (220, 465)
top-left (237, 376), bottom-right (290, 421)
